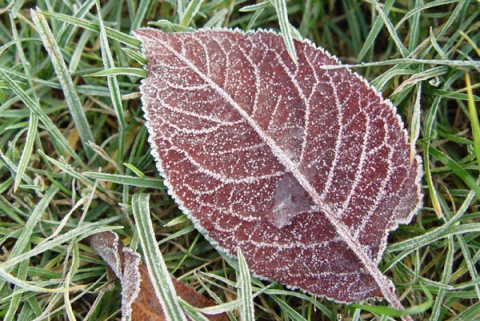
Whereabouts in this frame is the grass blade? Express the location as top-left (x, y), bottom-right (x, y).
top-left (357, 0), bottom-right (395, 61)
top-left (370, 0), bottom-right (409, 57)
top-left (0, 185), bottom-right (58, 293)
top-left (465, 73), bottom-right (480, 171)
top-left (271, 0), bottom-right (298, 63)
top-left (0, 68), bottom-right (86, 168)
top-left (429, 148), bottom-right (480, 199)
top-left (83, 172), bottom-right (165, 189)
top-left (31, 10), bottom-right (95, 160)
top-left (132, 193), bottom-right (188, 321)
top-left (0, 219), bottom-right (122, 270)
top-left (180, 0), bottom-right (203, 27)
top-left (130, 0), bottom-right (152, 31)
top-left (410, 83), bottom-right (422, 164)
top-left (39, 10), bottom-right (140, 47)
top-left (95, 0), bottom-right (126, 164)
top-left (430, 237), bottom-right (454, 320)
top-left (236, 247), bottom-right (255, 321)
top-left (14, 112), bottom-right (37, 192)
top-left (87, 67), bottom-right (146, 78)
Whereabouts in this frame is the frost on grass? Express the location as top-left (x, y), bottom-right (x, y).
top-left (135, 28), bottom-right (423, 304)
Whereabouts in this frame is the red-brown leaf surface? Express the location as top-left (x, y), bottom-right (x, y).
top-left (135, 29), bottom-right (423, 305)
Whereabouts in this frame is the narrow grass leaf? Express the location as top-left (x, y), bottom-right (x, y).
top-left (0, 68), bottom-right (86, 167)
top-left (130, 0), bottom-right (152, 31)
top-left (0, 185), bottom-right (58, 292)
top-left (425, 88), bottom-right (480, 102)
top-left (386, 220), bottom-right (476, 257)
top-left (132, 193), bottom-right (188, 321)
top-left (64, 272), bottom-right (76, 321)
top-left (76, 84), bottom-right (128, 97)
top-left (86, 142), bottom-right (123, 173)
top-left (203, 8), bottom-right (228, 28)
top-left (4, 255), bottom-right (30, 321)
top-left (407, 0), bottom-right (422, 52)
top-left (456, 302), bottom-right (480, 321)
top-left (390, 66), bottom-right (448, 96)
top-left (0, 219), bottom-right (122, 270)
top-left (322, 58), bottom-right (480, 70)
top-left (41, 197), bottom-right (88, 244)
top-left (423, 145), bottom-right (443, 218)
top-left (244, 8), bottom-right (265, 31)
top-left (410, 83), bottom-right (421, 164)
top-left (429, 29), bottom-right (448, 60)
top-left (10, 185), bottom-right (58, 258)
top-left (55, 0), bottom-right (96, 47)
top-left (240, 1), bottom-right (270, 12)
top-left (31, 10), bottom-right (95, 160)
top-left (178, 299), bottom-right (210, 321)
top-left (148, 20), bottom-right (194, 32)
top-left (123, 47), bottom-right (147, 64)
top-left (14, 112), bottom-right (37, 192)
top-left (298, 0), bottom-right (312, 37)
top-left (437, 1), bottom-right (468, 44)
top-left (385, 177), bottom-right (477, 264)
top-left (39, 150), bottom-right (93, 187)
top-left (83, 172), bottom-right (165, 189)
top-left (370, 0), bottom-right (408, 57)
top-left (9, 13), bottom-right (31, 73)
top-left (63, 244), bottom-right (80, 321)
top-left (341, 0), bottom-right (364, 55)
top-left (69, 30), bottom-right (93, 73)
top-left (123, 163), bottom-right (146, 178)
top-left (456, 232), bottom-right (480, 298)
top-left (194, 299), bottom-right (241, 314)
top-left (157, 225), bottom-right (195, 246)
top-left (95, 0), bottom-right (126, 164)
top-left (0, 200), bottom-right (26, 231)
top-left (0, 266), bottom-right (83, 294)
top-left (459, 31), bottom-right (480, 57)
top-left (0, 149), bottom-right (33, 186)
top-left (394, 0), bottom-right (460, 31)
top-left (263, 289), bottom-right (335, 319)
top-left (39, 11), bottom-right (140, 47)
top-left (429, 148), bottom-right (480, 199)
top-left (236, 248), bottom-right (254, 321)
top-left (177, 0), bottom-right (186, 20)
top-left (272, 296), bottom-right (306, 321)
top-left (180, 0), bottom-right (203, 27)
top-left (430, 237), bottom-right (454, 320)
top-left (271, 0), bottom-right (297, 63)
top-left (465, 73), bottom-right (480, 170)
top-left (384, 221), bottom-right (480, 272)
top-left (423, 96), bottom-right (443, 217)
top-left (352, 284), bottom-right (432, 318)
top-left (87, 67), bottom-right (146, 78)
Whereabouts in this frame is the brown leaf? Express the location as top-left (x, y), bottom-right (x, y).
top-left (86, 231), bottom-right (228, 321)
top-left (134, 28), bottom-right (423, 309)
top-left (133, 265), bottom-right (228, 321)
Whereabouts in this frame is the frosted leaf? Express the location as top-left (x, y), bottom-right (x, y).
top-left (134, 28), bottom-right (423, 305)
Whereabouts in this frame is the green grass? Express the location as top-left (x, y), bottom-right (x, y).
top-left (1, 0), bottom-right (479, 320)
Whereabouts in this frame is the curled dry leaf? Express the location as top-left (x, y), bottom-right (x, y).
top-left (86, 231), bottom-right (141, 319)
top-left (86, 231), bottom-right (228, 321)
top-left (134, 29), bottom-right (422, 308)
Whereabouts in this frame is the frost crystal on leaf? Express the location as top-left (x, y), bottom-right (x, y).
top-left (134, 28), bottom-right (423, 304)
